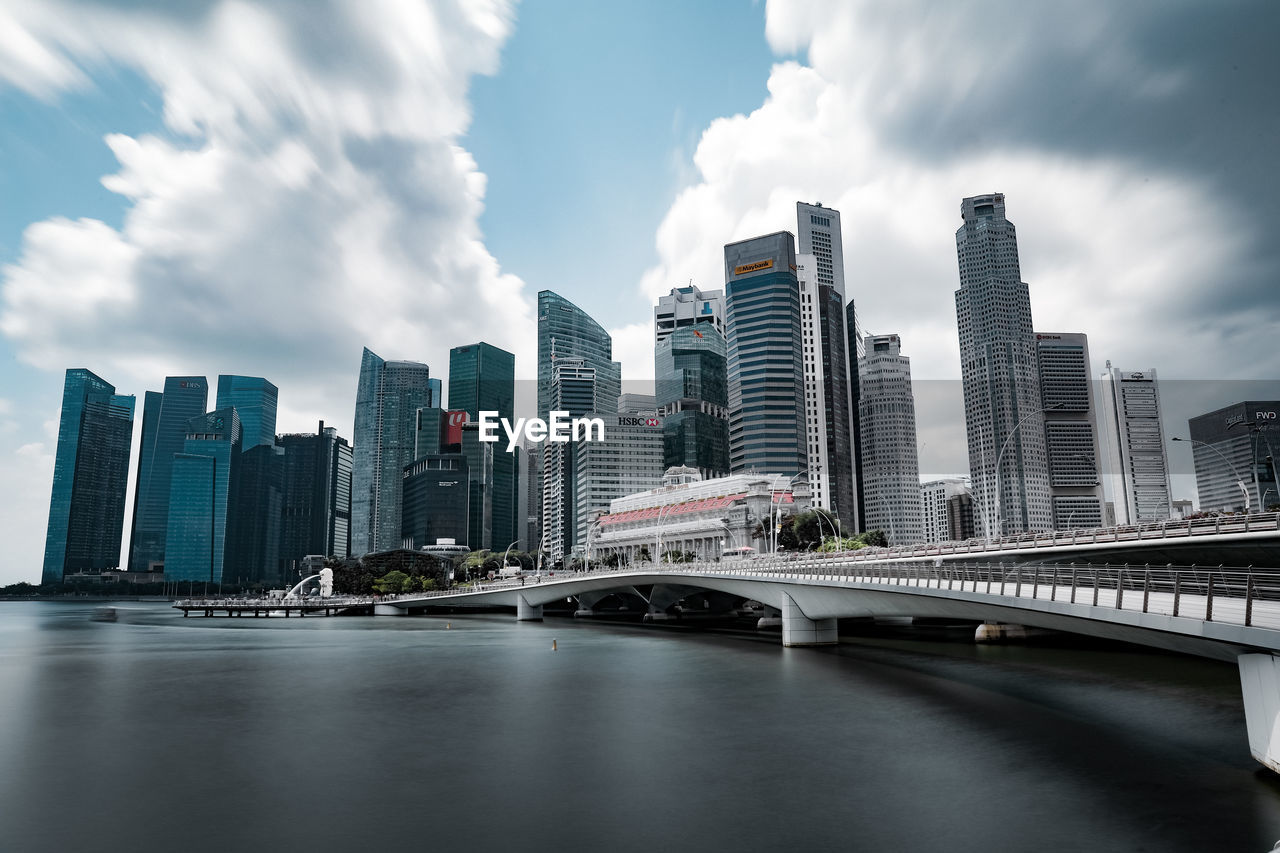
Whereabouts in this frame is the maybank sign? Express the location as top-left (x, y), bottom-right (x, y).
top-left (733, 259), bottom-right (774, 276)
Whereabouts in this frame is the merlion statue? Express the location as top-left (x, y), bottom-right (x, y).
top-left (319, 567), bottom-right (334, 598)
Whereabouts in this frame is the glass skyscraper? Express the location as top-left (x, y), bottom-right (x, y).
top-left (450, 342), bottom-right (520, 549)
top-left (164, 408), bottom-right (241, 583)
top-left (655, 323), bottom-right (730, 478)
top-left (537, 291), bottom-right (618, 555)
top-left (537, 290), bottom-right (620, 422)
top-left (858, 334), bottom-right (924, 544)
top-left (278, 422), bottom-right (352, 578)
top-left (955, 193), bottom-right (1052, 535)
top-left (129, 376), bottom-right (208, 571)
top-left (723, 232), bottom-right (807, 477)
top-left (351, 347), bottom-right (433, 555)
top-left (216, 375), bottom-right (278, 451)
top-left (42, 369), bottom-right (135, 583)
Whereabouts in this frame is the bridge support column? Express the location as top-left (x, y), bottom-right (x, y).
top-left (1239, 654), bottom-right (1280, 773)
top-left (373, 604), bottom-right (406, 616)
top-left (975, 623), bottom-right (1027, 643)
top-left (516, 594), bottom-right (543, 622)
top-left (780, 592), bottom-right (837, 647)
top-left (756, 606), bottom-right (781, 630)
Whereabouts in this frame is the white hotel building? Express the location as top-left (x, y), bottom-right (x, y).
top-left (588, 468), bottom-right (811, 564)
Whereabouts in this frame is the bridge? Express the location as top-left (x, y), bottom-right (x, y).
top-left (375, 538), bottom-right (1280, 774)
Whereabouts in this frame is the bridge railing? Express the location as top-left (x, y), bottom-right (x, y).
top-left (679, 558), bottom-right (1280, 632)
top-left (819, 510), bottom-right (1280, 562)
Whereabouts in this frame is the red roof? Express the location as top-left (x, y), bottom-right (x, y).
top-left (598, 491), bottom-right (793, 526)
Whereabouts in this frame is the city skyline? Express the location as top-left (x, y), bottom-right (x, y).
top-left (2, 1), bottom-right (1279, 583)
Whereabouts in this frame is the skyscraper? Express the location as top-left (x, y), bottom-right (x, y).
top-left (537, 290), bottom-right (620, 422)
top-left (723, 231), bottom-right (807, 477)
top-left (129, 376), bottom-right (208, 571)
top-left (845, 298), bottom-right (866, 530)
top-left (216, 375), bottom-right (278, 451)
top-left (920, 477), bottom-right (973, 544)
top-left (796, 202), bottom-right (859, 525)
top-left (164, 408), bottom-right (241, 583)
top-left (42, 369), bottom-right (135, 583)
top-left (654, 323), bottom-right (730, 478)
top-left (655, 284), bottom-right (724, 344)
top-left (1098, 365), bottom-right (1174, 522)
top-left (575, 414), bottom-right (664, 552)
top-left (351, 347), bottom-right (433, 555)
top-left (858, 334), bottom-right (924, 544)
top-left (541, 356), bottom-right (598, 563)
top-left (402, 454), bottom-right (470, 550)
top-left (450, 342), bottom-right (519, 549)
top-left (1036, 333), bottom-right (1105, 529)
top-left (278, 422), bottom-right (352, 579)
top-left (955, 193), bottom-right (1051, 536)
top-left (1187, 400), bottom-right (1278, 513)
top-left (537, 291), bottom-right (618, 557)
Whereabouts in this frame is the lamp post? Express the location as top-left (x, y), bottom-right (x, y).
top-left (500, 540), bottom-right (519, 578)
top-left (1172, 436), bottom-right (1251, 512)
top-left (993, 402), bottom-right (1063, 539)
top-left (770, 473), bottom-right (808, 554)
top-left (584, 520), bottom-right (602, 573)
top-left (655, 502), bottom-right (678, 566)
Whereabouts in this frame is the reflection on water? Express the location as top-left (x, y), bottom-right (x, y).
top-left (1, 601), bottom-right (1278, 853)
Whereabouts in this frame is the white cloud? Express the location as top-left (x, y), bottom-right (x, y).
top-left (0, 0), bottom-right (533, 443)
top-left (640, 1), bottom-right (1269, 384)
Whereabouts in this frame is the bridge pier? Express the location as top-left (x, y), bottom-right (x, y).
top-left (516, 594), bottom-right (543, 622)
top-left (780, 592), bottom-right (837, 647)
top-left (756, 605), bottom-right (781, 630)
top-left (374, 604), bottom-right (406, 616)
top-left (1239, 654), bottom-right (1280, 774)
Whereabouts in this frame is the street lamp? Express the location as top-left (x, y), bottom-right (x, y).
top-left (1172, 436), bottom-right (1250, 512)
top-left (584, 520), bottom-right (602, 573)
top-left (993, 402), bottom-right (1064, 539)
top-left (655, 502), bottom-right (678, 566)
top-left (770, 472), bottom-right (808, 554)
top-left (500, 540), bottom-right (519, 577)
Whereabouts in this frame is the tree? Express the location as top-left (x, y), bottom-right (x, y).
top-left (373, 571), bottom-right (410, 595)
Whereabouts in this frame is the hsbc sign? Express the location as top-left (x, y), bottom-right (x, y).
top-left (618, 416), bottom-right (661, 427)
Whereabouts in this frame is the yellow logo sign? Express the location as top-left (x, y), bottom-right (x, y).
top-left (733, 259), bottom-right (774, 276)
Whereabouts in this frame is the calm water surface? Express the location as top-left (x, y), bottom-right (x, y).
top-left (1, 600), bottom-right (1278, 852)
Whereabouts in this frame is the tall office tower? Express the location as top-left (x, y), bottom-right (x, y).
top-left (1187, 400), bottom-right (1277, 513)
top-left (796, 202), bottom-right (858, 526)
top-left (796, 254), bottom-right (831, 509)
top-left (955, 193), bottom-right (1051, 536)
top-left (402, 454), bottom-right (470, 549)
top-left (164, 409), bottom-right (241, 583)
top-left (216, 375), bottom-right (278, 451)
top-left (229, 443), bottom-right (283, 586)
top-left (574, 414), bottom-right (664, 553)
top-left (537, 290), bottom-right (619, 422)
top-left (796, 201), bottom-right (845, 298)
top-left (920, 477), bottom-right (971, 543)
top-left (278, 422), bottom-right (353, 580)
top-left (351, 347), bottom-right (433, 555)
top-left (947, 490), bottom-right (977, 541)
top-left (655, 324), bottom-right (730, 479)
top-left (845, 299), bottom-right (865, 529)
top-left (723, 232), bottom-right (807, 477)
top-left (1036, 333), bottom-right (1105, 529)
top-left (129, 376), bottom-right (208, 571)
top-left (42, 369), bottom-right (135, 583)
top-left (427, 377), bottom-right (442, 409)
top-left (449, 342), bottom-right (519, 550)
top-left (655, 284), bottom-right (725, 344)
top-left (858, 335), bottom-right (924, 544)
top-left (541, 357), bottom-right (598, 563)
top-left (459, 422), bottom-right (494, 550)
top-left (1098, 364), bottom-right (1174, 523)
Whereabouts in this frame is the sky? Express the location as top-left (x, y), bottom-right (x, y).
top-left (1, 0), bottom-right (1277, 584)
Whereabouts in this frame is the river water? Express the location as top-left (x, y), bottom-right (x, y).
top-left (1, 600), bottom-right (1278, 852)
